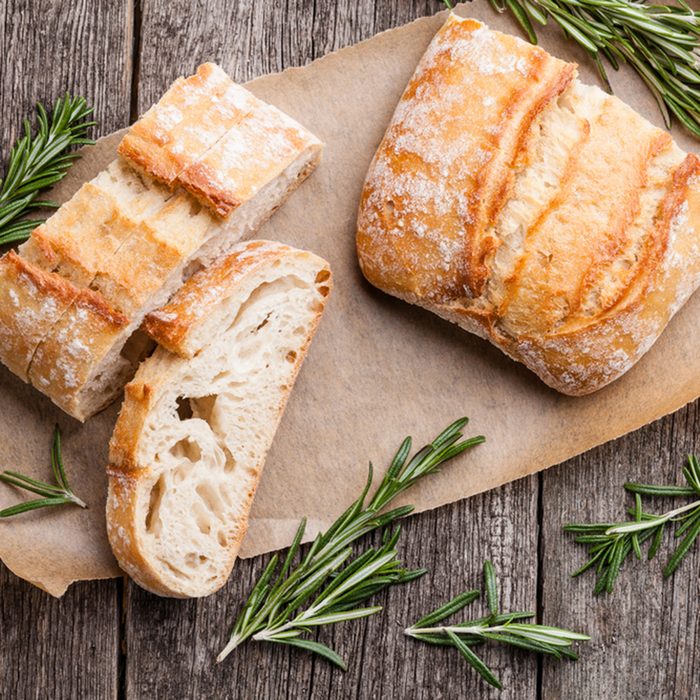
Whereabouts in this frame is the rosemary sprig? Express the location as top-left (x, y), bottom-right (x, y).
top-left (565, 454), bottom-right (700, 594)
top-left (444, 0), bottom-right (700, 138)
top-left (0, 94), bottom-right (95, 245)
top-left (0, 425), bottom-right (87, 517)
top-left (406, 560), bottom-right (589, 690)
top-left (218, 418), bottom-right (485, 667)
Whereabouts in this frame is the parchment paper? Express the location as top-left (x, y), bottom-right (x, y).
top-left (2, 3), bottom-right (700, 597)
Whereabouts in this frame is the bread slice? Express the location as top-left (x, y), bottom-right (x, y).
top-left (106, 240), bottom-right (332, 597)
top-left (357, 13), bottom-right (700, 395)
top-left (25, 143), bottom-right (320, 421)
top-left (117, 63), bottom-right (259, 185)
top-left (176, 99), bottom-right (323, 218)
top-left (118, 63), bottom-right (323, 220)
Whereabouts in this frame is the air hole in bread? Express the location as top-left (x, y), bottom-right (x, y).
top-left (222, 446), bottom-right (237, 474)
top-left (172, 463), bottom-right (194, 484)
top-left (175, 396), bottom-right (194, 420)
top-left (145, 475), bottom-right (166, 535)
top-left (120, 330), bottom-right (156, 364)
top-left (190, 394), bottom-right (218, 425)
top-left (218, 483), bottom-right (233, 506)
top-left (162, 560), bottom-right (188, 579)
top-left (225, 276), bottom-right (309, 337)
top-left (217, 531), bottom-right (228, 547)
top-left (183, 258), bottom-right (204, 279)
top-left (255, 314), bottom-right (271, 332)
top-left (185, 553), bottom-right (209, 568)
top-left (315, 269), bottom-right (331, 284)
top-left (193, 501), bottom-right (212, 535)
top-left (196, 482), bottom-right (225, 519)
top-left (318, 286), bottom-right (330, 297)
top-left (170, 437), bottom-right (202, 462)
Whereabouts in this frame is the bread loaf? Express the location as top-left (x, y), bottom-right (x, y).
top-left (0, 63), bottom-right (323, 420)
top-left (356, 14), bottom-right (700, 395)
top-left (107, 240), bottom-right (332, 597)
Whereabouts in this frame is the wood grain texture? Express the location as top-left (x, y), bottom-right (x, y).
top-left (541, 402), bottom-right (700, 700)
top-left (0, 0), bottom-right (132, 698)
top-left (0, 567), bottom-right (121, 699)
top-left (0, 1), bottom-right (699, 698)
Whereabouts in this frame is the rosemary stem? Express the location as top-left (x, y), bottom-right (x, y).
top-left (606, 498), bottom-right (700, 535)
top-left (68, 492), bottom-right (88, 509)
top-left (405, 624), bottom-right (499, 636)
top-left (252, 626), bottom-right (291, 642)
top-left (216, 635), bottom-right (242, 663)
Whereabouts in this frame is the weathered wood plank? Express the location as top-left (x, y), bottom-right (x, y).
top-left (541, 400), bottom-right (700, 699)
top-left (0, 565), bottom-right (121, 699)
top-left (0, 0), bottom-right (132, 697)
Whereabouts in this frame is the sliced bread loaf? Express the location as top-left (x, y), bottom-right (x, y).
top-left (107, 240), bottom-right (331, 597)
top-left (0, 63), bottom-right (323, 421)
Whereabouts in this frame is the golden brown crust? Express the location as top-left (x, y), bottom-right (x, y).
top-left (108, 381), bottom-right (155, 472)
top-left (0, 252), bottom-right (82, 380)
top-left (143, 240), bottom-right (299, 354)
top-left (357, 13), bottom-right (700, 395)
top-left (175, 103), bottom-right (322, 218)
top-left (118, 63), bottom-right (256, 186)
top-left (118, 63), bottom-right (323, 219)
top-left (27, 287), bottom-right (130, 418)
top-left (357, 14), bottom-right (575, 304)
top-left (19, 181), bottom-right (124, 287)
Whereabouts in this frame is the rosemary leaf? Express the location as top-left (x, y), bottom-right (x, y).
top-left (0, 94), bottom-right (95, 245)
top-left (0, 425), bottom-right (87, 517)
top-left (566, 454), bottom-right (700, 592)
top-left (269, 637), bottom-right (347, 671)
top-left (413, 589), bottom-right (481, 628)
top-left (447, 629), bottom-right (503, 690)
top-left (483, 559), bottom-right (499, 617)
top-left (405, 560), bottom-right (589, 690)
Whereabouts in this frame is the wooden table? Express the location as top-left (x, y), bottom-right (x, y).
top-left (1, 1), bottom-right (698, 697)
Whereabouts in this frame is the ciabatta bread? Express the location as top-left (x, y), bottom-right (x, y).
top-left (356, 14), bottom-right (700, 395)
top-left (0, 63), bottom-right (323, 420)
top-left (106, 241), bottom-right (332, 598)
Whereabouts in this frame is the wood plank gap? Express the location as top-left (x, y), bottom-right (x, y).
top-left (535, 471), bottom-right (545, 700)
top-left (117, 576), bottom-right (127, 700)
top-left (129, 0), bottom-right (143, 123)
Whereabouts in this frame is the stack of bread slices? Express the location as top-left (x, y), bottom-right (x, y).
top-left (0, 63), bottom-right (332, 597)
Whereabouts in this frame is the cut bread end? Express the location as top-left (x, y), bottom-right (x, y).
top-left (23, 137), bottom-right (321, 422)
top-left (107, 240), bottom-right (332, 597)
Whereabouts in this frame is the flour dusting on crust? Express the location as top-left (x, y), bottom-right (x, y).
top-left (356, 13), bottom-right (700, 395)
